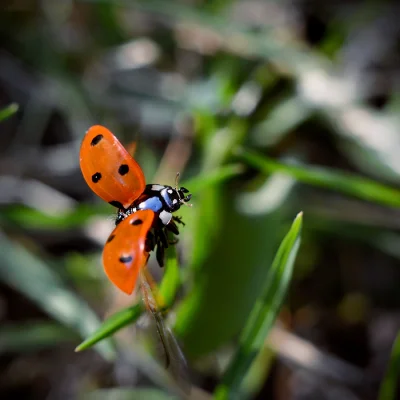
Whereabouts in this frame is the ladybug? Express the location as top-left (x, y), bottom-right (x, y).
top-left (79, 125), bottom-right (192, 295)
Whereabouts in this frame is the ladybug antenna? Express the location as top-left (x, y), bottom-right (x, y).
top-left (175, 172), bottom-right (180, 190)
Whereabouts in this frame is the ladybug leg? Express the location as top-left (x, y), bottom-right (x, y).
top-left (158, 228), bottom-right (169, 249)
top-left (153, 228), bottom-right (168, 268)
top-left (156, 241), bottom-right (165, 268)
top-left (173, 216), bottom-right (185, 226)
top-left (166, 221), bottom-right (179, 245)
top-left (167, 220), bottom-right (180, 235)
top-left (145, 231), bottom-right (156, 252)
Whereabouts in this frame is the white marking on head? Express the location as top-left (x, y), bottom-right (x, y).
top-left (172, 199), bottom-right (178, 204)
top-left (151, 184), bottom-right (164, 191)
top-left (168, 189), bottom-right (173, 194)
top-left (160, 210), bottom-right (172, 225)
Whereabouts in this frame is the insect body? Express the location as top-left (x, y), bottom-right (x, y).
top-left (79, 125), bottom-right (192, 295)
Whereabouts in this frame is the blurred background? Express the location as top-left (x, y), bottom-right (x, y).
top-left (1, 1), bottom-right (400, 399)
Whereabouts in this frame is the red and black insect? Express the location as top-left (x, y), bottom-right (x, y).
top-left (80, 125), bottom-right (193, 386)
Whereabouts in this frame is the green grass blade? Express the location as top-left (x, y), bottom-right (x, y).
top-left (0, 203), bottom-right (104, 230)
top-left (0, 230), bottom-right (115, 360)
top-left (236, 148), bottom-right (400, 208)
top-left (0, 103), bottom-right (19, 122)
top-left (214, 212), bottom-right (303, 399)
top-left (182, 164), bottom-right (243, 194)
top-left (75, 303), bottom-right (144, 352)
top-left (379, 331), bottom-right (400, 400)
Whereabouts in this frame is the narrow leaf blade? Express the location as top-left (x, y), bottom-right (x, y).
top-left (75, 303), bottom-right (144, 352)
top-left (0, 103), bottom-right (19, 122)
top-left (379, 331), bottom-right (400, 400)
top-left (236, 148), bottom-right (400, 208)
top-left (215, 212), bottom-right (303, 398)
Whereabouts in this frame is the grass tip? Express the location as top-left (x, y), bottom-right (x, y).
top-left (9, 103), bottom-right (19, 112)
top-left (74, 344), bottom-right (83, 352)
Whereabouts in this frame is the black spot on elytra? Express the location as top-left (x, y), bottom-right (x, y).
top-left (91, 134), bottom-right (103, 146)
top-left (119, 255), bottom-right (133, 263)
top-left (107, 234), bottom-right (115, 243)
top-left (118, 164), bottom-right (129, 176)
top-left (92, 172), bottom-right (102, 183)
top-left (131, 219), bottom-right (143, 225)
top-left (109, 201), bottom-right (124, 209)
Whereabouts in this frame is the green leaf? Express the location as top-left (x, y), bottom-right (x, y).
top-left (0, 230), bottom-right (115, 360)
top-left (236, 148), bottom-right (400, 209)
top-left (379, 331), bottom-right (400, 400)
top-left (0, 103), bottom-right (19, 122)
top-left (75, 303), bottom-right (144, 352)
top-left (182, 164), bottom-right (243, 194)
top-left (0, 321), bottom-right (78, 353)
top-left (214, 212), bottom-right (303, 399)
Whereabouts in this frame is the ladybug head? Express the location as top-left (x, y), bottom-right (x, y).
top-left (173, 172), bottom-right (192, 209)
top-left (177, 186), bottom-right (192, 204)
